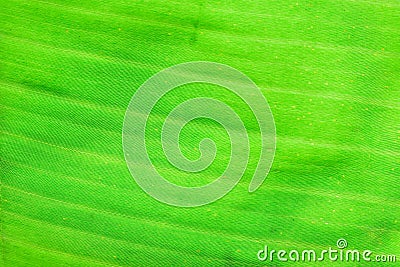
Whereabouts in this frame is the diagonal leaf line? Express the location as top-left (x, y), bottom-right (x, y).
top-left (2, 236), bottom-right (121, 267)
top-left (2, 209), bottom-right (251, 266)
top-left (1, 217), bottom-right (235, 266)
top-left (4, 191), bottom-right (400, 255)
top-left (20, 0), bottom-right (400, 52)
top-left (0, 33), bottom-right (160, 73)
top-left (1, 104), bottom-right (120, 137)
top-left (2, 58), bottom-right (399, 114)
top-left (2, 41), bottom-right (399, 111)
top-left (2, 123), bottom-right (398, 177)
top-left (4, 0), bottom-right (400, 61)
top-left (2, 127), bottom-right (398, 190)
top-left (1, 130), bottom-right (119, 163)
top-left (3, 39), bottom-right (399, 106)
top-left (3, 156), bottom-right (400, 212)
top-left (0, 81), bottom-right (124, 115)
top-left (3, 160), bottom-right (400, 232)
top-left (0, 193), bottom-right (346, 253)
top-left (3, 110), bottom-right (398, 158)
top-left (345, 0), bottom-right (400, 8)
top-left (4, 36), bottom-right (391, 88)
top-left (27, 0), bottom-right (400, 20)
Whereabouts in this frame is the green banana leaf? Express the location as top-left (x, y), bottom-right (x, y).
top-left (1, 0), bottom-right (399, 266)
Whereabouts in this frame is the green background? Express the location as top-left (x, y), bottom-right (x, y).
top-left (1, 0), bottom-right (399, 266)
